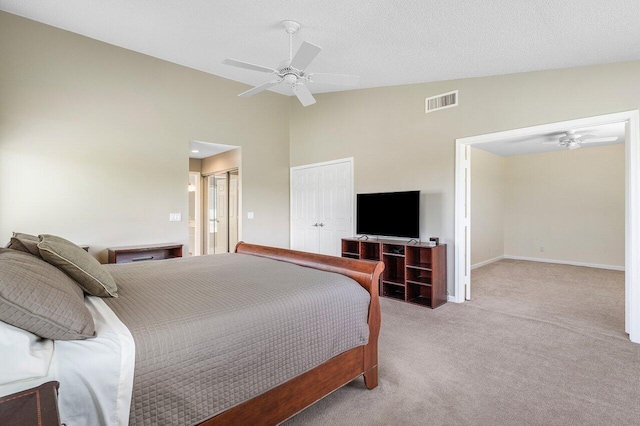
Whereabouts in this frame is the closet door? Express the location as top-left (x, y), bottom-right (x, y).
top-left (291, 159), bottom-right (353, 256)
top-left (317, 161), bottom-right (352, 256)
top-left (291, 166), bottom-right (320, 253)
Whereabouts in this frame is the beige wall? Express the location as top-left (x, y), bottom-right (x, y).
top-left (470, 144), bottom-right (625, 269)
top-left (0, 12), bottom-right (291, 262)
top-left (201, 149), bottom-right (241, 175)
top-left (504, 144), bottom-right (625, 267)
top-left (189, 158), bottom-right (202, 173)
top-left (2, 11), bottom-right (637, 291)
top-left (470, 148), bottom-right (506, 266)
top-left (290, 60), bottom-right (640, 296)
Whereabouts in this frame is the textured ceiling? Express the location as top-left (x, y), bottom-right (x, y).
top-left (1, 1), bottom-right (640, 97)
top-left (474, 122), bottom-right (625, 157)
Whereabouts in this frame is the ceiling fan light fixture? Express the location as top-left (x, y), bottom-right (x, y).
top-left (568, 141), bottom-right (581, 150)
top-left (222, 21), bottom-right (359, 107)
top-left (283, 74), bottom-right (298, 85)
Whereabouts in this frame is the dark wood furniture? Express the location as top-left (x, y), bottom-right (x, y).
top-left (342, 238), bottom-right (447, 309)
top-left (199, 242), bottom-right (384, 425)
top-left (0, 381), bottom-right (61, 426)
top-left (107, 243), bottom-right (183, 264)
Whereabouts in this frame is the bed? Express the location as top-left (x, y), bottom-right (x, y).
top-left (204, 243), bottom-right (383, 425)
top-left (0, 240), bottom-right (383, 425)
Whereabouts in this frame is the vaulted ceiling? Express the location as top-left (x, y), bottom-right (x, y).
top-left (2, 0), bottom-right (639, 96)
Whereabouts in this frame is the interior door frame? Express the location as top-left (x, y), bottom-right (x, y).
top-left (454, 110), bottom-right (640, 343)
top-left (202, 167), bottom-right (240, 254)
top-left (188, 171), bottom-right (202, 256)
top-left (289, 157), bottom-right (355, 251)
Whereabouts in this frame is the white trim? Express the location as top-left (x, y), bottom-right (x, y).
top-left (447, 295), bottom-right (458, 303)
top-left (290, 157), bottom-right (355, 171)
top-left (454, 144), bottom-right (470, 303)
top-left (454, 110), bottom-right (640, 343)
top-left (471, 254), bottom-right (625, 271)
top-left (471, 255), bottom-right (505, 270)
top-left (188, 172), bottom-right (202, 256)
top-left (456, 112), bottom-right (636, 145)
top-left (503, 255), bottom-right (625, 271)
top-left (289, 157), bottom-right (355, 250)
top-left (626, 111), bottom-right (640, 342)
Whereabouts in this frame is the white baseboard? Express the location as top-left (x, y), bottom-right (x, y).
top-left (450, 254), bottom-right (623, 303)
top-left (471, 255), bottom-right (505, 270)
top-left (503, 255), bottom-right (625, 271)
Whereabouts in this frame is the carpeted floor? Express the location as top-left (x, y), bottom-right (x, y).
top-left (284, 259), bottom-right (640, 425)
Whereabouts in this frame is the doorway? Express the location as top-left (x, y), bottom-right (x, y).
top-left (205, 169), bottom-right (239, 254)
top-left (189, 140), bottom-right (241, 255)
top-left (454, 110), bottom-right (640, 343)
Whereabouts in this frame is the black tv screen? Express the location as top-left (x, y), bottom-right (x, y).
top-left (357, 191), bottom-right (420, 238)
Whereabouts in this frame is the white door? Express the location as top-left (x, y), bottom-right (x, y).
top-left (291, 166), bottom-right (320, 252)
top-left (291, 158), bottom-right (353, 256)
top-left (317, 162), bottom-right (353, 256)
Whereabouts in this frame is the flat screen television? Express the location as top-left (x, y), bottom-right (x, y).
top-left (356, 190), bottom-right (420, 238)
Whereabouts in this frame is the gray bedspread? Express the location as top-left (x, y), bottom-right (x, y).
top-left (103, 253), bottom-right (371, 425)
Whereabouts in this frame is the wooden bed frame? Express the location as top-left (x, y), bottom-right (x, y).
top-left (199, 242), bottom-right (384, 425)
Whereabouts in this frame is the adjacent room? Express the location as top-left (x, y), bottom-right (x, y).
top-left (469, 123), bottom-right (626, 337)
top-left (1, 1), bottom-right (639, 425)
top-left (188, 140), bottom-right (241, 256)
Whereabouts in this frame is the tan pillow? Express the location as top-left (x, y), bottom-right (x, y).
top-left (7, 232), bottom-right (42, 258)
top-left (38, 234), bottom-right (118, 298)
top-left (0, 248), bottom-right (95, 340)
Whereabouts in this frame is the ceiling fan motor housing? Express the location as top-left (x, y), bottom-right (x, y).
top-left (283, 74), bottom-right (298, 85)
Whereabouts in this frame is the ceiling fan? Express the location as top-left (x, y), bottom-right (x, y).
top-left (543, 130), bottom-right (618, 150)
top-left (222, 20), bottom-right (360, 107)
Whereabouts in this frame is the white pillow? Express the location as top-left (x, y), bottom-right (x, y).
top-left (0, 320), bottom-right (54, 387)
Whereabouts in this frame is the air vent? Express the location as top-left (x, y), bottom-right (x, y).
top-left (425, 90), bottom-right (458, 113)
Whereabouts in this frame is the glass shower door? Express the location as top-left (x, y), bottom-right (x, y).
top-left (206, 174), bottom-right (225, 254)
top-left (205, 170), bottom-right (238, 255)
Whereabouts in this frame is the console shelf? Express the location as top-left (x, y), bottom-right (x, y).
top-left (341, 238), bottom-right (447, 309)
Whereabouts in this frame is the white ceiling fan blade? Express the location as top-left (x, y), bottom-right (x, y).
top-left (292, 84), bottom-right (316, 107)
top-left (308, 73), bottom-right (360, 87)
top-left (580, 137), bottom-right (618, 143)
top-left (223, 58), bottom-right (277, 74)
top-left (290, 42), bottom-right (322, 71)
top-left (238, 79), bottom-right (283, 98)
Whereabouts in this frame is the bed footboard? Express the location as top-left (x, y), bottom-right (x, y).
top-left (199, 242), bottom-right (383, 425)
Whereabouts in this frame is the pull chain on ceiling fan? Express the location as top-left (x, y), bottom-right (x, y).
top-left (222, 20), bottom-right (360, 107)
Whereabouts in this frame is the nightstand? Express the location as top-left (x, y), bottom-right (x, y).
top-left (107, 243), bottom-right (183, 264)
top-left (0, 381), bottom-right (61, 426)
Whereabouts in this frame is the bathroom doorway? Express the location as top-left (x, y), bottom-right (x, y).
top-left (205, 169), bottom-right (239, 254)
